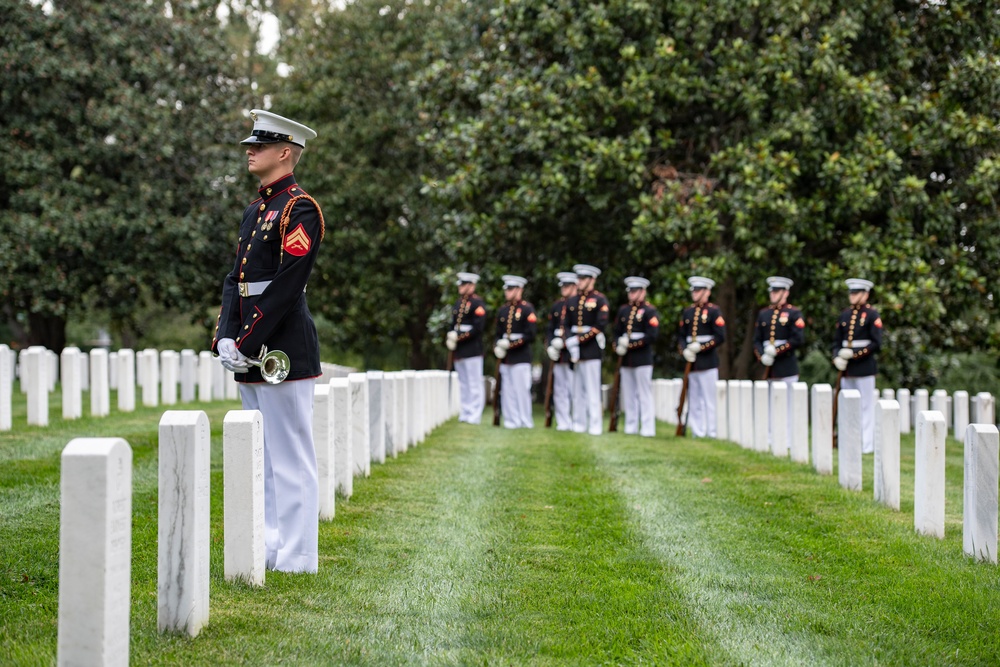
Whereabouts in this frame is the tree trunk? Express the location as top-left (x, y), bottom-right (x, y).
top-left (27, 312), bottom-right (67, 352)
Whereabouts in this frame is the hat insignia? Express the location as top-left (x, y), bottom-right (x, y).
top-left (250, 111), bottom-right (258, 121)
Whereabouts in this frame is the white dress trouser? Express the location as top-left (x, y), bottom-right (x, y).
top-left (572, 359), bottom-right (603, 435)
top-left (621, 365), bottom-right (655, 437)
top-left (841, 374), bottom-right (876, 454)
top-left (455, 355), bottom-right (485, 424)
top-left (239, 378), bottom-right (318, 573)
top-left (500, 363), bottom-right (533, 429)
top-left (688, 368), bottom-right (718, 438)
top-left (768, 374), bottom-right (798, 451)
top-left (553, 363), bottom-right (574, 431)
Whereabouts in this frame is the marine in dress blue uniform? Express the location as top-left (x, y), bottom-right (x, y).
top-left (677, 276), bottom-right (726, 438)
top-left (832, 278), bottom-right (883, 454)
top-left (446, 272), bottom-right (487, 424)
top-left (566, 264), bottom-right (610, 435)
top-left (545, 271), bottom-right (578, 431)
top-left (613, 276), bottom-right (660, 437)
top-left (212, 109), bottom-right (323, 573)
top-left (753, 276), bottom-right (806, 450)
top-left (493, 275), bottom-right (537, 429)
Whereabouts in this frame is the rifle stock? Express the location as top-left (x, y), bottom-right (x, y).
top-left (492, 359), bottom-right (502, 427)
top-left (608, 356), bottom-right (624, 432)
top-left (543, 361), bottom-right (555, 427)
top-left (832, 369), bottom-right (845, 447)
top-left (675, 361), bottom-right (693, 436)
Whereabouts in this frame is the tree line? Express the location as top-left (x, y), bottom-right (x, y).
top-left (2, 0), bottom-right (999, 388)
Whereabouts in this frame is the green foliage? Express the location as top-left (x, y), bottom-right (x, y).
top-left (418, 0), bottom-right (1000, 383)
top-left (0, 0), bottom-right (246, 348)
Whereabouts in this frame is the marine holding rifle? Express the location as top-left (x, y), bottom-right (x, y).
top-left (676, 276), bottom-right (726, 438)
top-left (613, 276), bottom-right (660, 437)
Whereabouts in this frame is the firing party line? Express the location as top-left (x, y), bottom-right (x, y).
top-left (448, 267), bottom-right (881, 449)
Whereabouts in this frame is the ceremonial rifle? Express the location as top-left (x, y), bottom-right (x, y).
top-left (831, 368), bottom-right (845, 448)
top-left (675, 361), bottom-right (693, 436)
top-left (608, 355), bottom-right (624, 432)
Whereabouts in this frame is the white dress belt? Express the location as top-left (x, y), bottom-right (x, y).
top-left (843, 339), bottom-right (871, 348)
top-left (770, 339), bottom-right (788, 346)
top-left (571, 326), bottom-right (592, 334)
top-left (687, 334), bottom-right (715, 343)
top-left (505, 333), bottom-right (524, 341)
top-left (458, 324), bottom-right (473, 332)
top-left (239, 280), bottom-right (306, 297)
top-left (629, 332), bottom-right (645, 340)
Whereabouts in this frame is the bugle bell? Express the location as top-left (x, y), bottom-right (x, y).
top-left (248, 345), bottom-right (291, 384)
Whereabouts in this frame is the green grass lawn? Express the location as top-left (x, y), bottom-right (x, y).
top-left (1, 386), bottom-right (999, 665)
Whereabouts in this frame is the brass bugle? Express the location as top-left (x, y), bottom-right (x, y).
top-left (248, 345), bottom-right (291, 384)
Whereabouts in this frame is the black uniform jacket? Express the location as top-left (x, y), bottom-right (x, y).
top-left (451, 295), bottom-right (487, 359)
top-left (212, 173), bottom-right (324, 383)
top-left (676, 302), bottom-right (726, 371)
top-left (495, 300), bottom-right (537, 365)
top-left (546, 298), bottom-right (573, 364)
top-left (614, 302), bottom-right (660, 367)
top-left (566, 290), bottom-right (610, 361)
top-left (832, 304), bottom-right (882, 377)
top-left (753, 303), bottom-right (806, 378)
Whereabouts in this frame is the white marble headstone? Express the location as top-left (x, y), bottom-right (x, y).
top-left (313, 384), bottom-right (336, 521)
top-left (770, 382), bottom-right (788, 458)
top-left (26, 347), bottom-right (49, 426)
top-left (384, 373), bottom-right (398, 458)
top-left (141, 348), bottom-right (160, 408)
top-left (914, 410), bottom-right (946, 539)
top-left (348, 373), bottom-right (370, 478)
top-left (838, 389), bottom-right (862, 491)
top-left (90, 348), bottom-right (110, 417)
top-left (58, 437), bottom-right (132, 667)
top-left (223, 410), bottom-right (265, 585)
top-left (161, 350), bottom-right (179, 406)
top-left (179, 349), bottom-right (197, 403)
top-left (963, 423), bottom-right (999, 563)
top-left (367, 370), bottom-right (386, 465)
top-left (727, 380), bottom-right (741, 445)
top-left (0, 344), bottom-right (11, 431)
top-left (753, 381), bottom-right (770, 453)
top-left (197, 351), bottom-right (213, 403)
top-left (790, 382), bottom-right (809, 464)
top-left (330, 378), bottom-right (353, 497)
top-left (61, 347), bottom-right (83, 420)
top-left (157, 410), bottom-right (210, 636)
top-left (874, 399), bottom-right (900, 510)
top-left (896, 388), bottom-right (911, 434)
top-left (811, 384), bottom-right (833, 475)
top-left (953, 390), bottom-right (969, 441)
top-left (716, 380), bottom-right (728, 441)
top-left (117, 349), bottom-right (135, 413)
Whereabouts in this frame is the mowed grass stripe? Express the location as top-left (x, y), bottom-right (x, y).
top-left (457, 427), bottom-right (715, 665)
top-left (593, 431), bottom-right (1000, 666)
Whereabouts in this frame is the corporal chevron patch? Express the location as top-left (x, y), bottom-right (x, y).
top-left (283, 223), bottom-right (311, 257)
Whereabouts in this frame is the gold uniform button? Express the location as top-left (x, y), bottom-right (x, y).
top-left (240, 272), bottom-right (245, 279)
top-left (247, 244), bottom-right (252, 250)
top-left (257, 217), bottom-right (262, 223)
top-left (252, 231), bottom-right (256, 237)
top-left (263, 235), bottom-right (268, 240)
top-left (253, 313), bottom-right (258, 319)
top-left (244, 325), bottom-right (249, 330)
top-left (242, 258), bottom-right (247, 265)
top-left (236, 337), bottom-right (241, 342)
top-left (266, 188), bottom-right (272, 195)
top-left (259, 204), bottom-right (265, 211)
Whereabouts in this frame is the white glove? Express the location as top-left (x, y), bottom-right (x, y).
top-left (554, 328), bottom-right (564, 338)
top-left (222, 358), bottom-right (250, 373)
top-left (565, 336), bottom-right (580, 363)
top-left (596, 332), bottom-right (606, 350)
top-left (682, 348), bottom-right (697, 363)
top-left (616, 343), bottom-right (627, 357)
top-left (445, 338), bottom-right (457, 351)
top-left (217, 338), bottom-right (238, 363)
top-left (547, 345), bottom-right (560, 362)
top-left (764, 342), bottom-right (777, 357)
top-left (761, 353), bottom-right (775, 367)
top-left (446, 330), bottom-right (458, 342)
top-left (838, 347), bottom-right (854, 360)
top-left (686, 341), bottom-right (702, 354)
top-left (833, 356), bottom-right (848, 371)
top-left (618, 334), bottom-right (629, 349)
top-left (551, 337), bottom-right (564, 350)
top-left (497, 338), bottom-right (511, 350)
top-left (494, 345), bottom-right (507, 359)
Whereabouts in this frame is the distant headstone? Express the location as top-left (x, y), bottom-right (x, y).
top-left (739, 380), bottom-right (754, 449)
top-left (881, 388), bottom-right (894, 400)
top-left (109, 351), bottom-right (119, 391)
top-left (953, 390), bottom-right (970, 441)
top-left (384, 373), bottom-right (398, 459)
top-left (330, 378), bottom-right (353, 498)
top-left (141, 349), bottom-right (160, 408)
top-left (58, 438), bottom-right (132, 667)
top-left (313, 384), bottom-right (335, 521)
top-left (931, 390), bottom-right (949, 429)
top-left (963, 423), bottom-right (999, 563)
top-left (157, 411), bottom-right (210, 636)
top-left (770, 382), bottom-right (788, 458)
top-left (974, 392), bottom-right (995, 426)
top-left (838, 389), bottom-right (863, 491)
top-left (727, 380), bottom-right (741, 443)
top-left (61, 347), bottom-right (83, 419)
top-left (117, 349), bottom-right (135, 413)
top-left (90, 349), bottom-right (110, 417)
top-left (790, 382), bottom-right (809, 464)
top-left (811, 384), bottom-right (833, 475)
top-left (367, 370), bottom-right (386, 465)
top-left (716, 380), bottom-right (728, 441)
top-left (348, 373), bottom-right (370, 477)
top-left (914, 411), bottom-right (947, 539)
top-left (179, 349), bottom-right (196, 403)
top-left (896, 388), bottom-right (911, 434)
top-left (26, 347), bottom-right (49, 426)
top-left (161, 350), bottom-right (179, 406)
top-left (397, 372), bottom-right (410, 454)
top-left (0, 345), bottom-right (11, 431)
top-left (197, 351), bottom-right (213, 402)
top-left (753, 381), bottom-right (769, 453)
top-left (914, 388), bottom-right (929, 418)
top-left (211, 355), bottom-right (225, 400)
top-left (874, 399), bottom-right (900, 510)
top-left (223, 410), bottom-right (265, 586)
